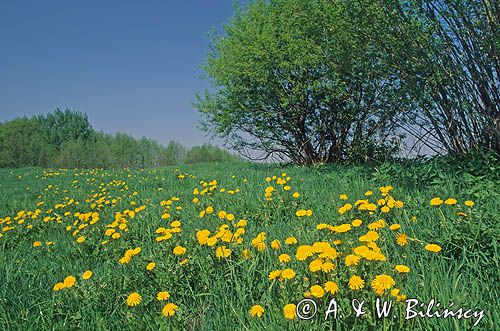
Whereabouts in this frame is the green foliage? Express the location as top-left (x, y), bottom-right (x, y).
top-left (197, 0), bottom-right (499, 161)
top-left (37, 108), bottom-right (93, 150)
top-left (185, 144), bottom-right (242, 164)
top-left (0, 110), bottom-right (239, 168)
top-left (0, 118), bottom-right (53, 167)
top-left (197, 0), bottom-right (411, 164)
top-left (371, 150), bottom-right (500, 275)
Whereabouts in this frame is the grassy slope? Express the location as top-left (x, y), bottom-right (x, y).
top-left (0, 156), bottom-right (498, 330)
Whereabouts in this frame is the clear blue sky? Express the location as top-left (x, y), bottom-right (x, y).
top-left (0, 1), bottom-right (237, 147)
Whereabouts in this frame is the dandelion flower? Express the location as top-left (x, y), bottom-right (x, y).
top-left (321, 261), bottom-right (334, 272)
top-left (430, 197), bottom-right (443, 206)
top-left (82, 270), bottom-right (93, 280)
top-left (268, 270), bottom-right (281, 280)
top-left (283, 304), bottom-right (296, 320)
top-left (396, 233), bottom-right (408, 246)
top-left (345, 254), bottom-right (361, 266)
top-left (215, 246), bottom-right (232, 258)
top-left (146, 262), bottom-right (156, 271)
top-left (371, 274), bottom-right (395, 295)
top-left (126, 292), bottom-right (142, 307)
top-left (278, 254), bottom-right (291, 263)
top-left (295, 209), bottom-right (307, 217)
top-left (157, 291), bottom-right (170, 301)
top-left (310, 285), bottom-right (325, 298)
top-left (281, 268), bottom-right (296, 280)
top-left (324, 281), bottom-right (339, 295)
top-left (349, 275), bottom-right (364, 290)
top-left (464, 200), bottom-right (475, 207)
top-left (425, 244), bottom-right (442, 253)
top-left (250, 304), bottom-right (264, 317)
top-left (444, 198), bottom-right (457, 205)
top-left (395, 265), bottom-right (410, 273)
top-left (351, 219), bottom-right (362, 227)
top-left (389, 224), bottom-right (401, 231)
top-left (173, 246), bottom-right (187, 256)
top-left (309, 258), bottom-right (323, 272)
top-left (53, 282), bottom-right (65, 291)
top-left (162, 303), bottom-right (178, 317)
top-left (372, 274), bottom-right (395, 290)
top-left (285, 236), bottom-right (298, 245)
top-left (63, 276), bottom-right (76, 288)
top-left (271, 239), bottom-right (281, 250)
top-left (33, 241), bottom-right (42, 247)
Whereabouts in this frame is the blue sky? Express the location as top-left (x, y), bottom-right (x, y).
top-left (0, 1), bottom-right (238, 147)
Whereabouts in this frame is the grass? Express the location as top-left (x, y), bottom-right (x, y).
top-left (0, 156), bottom-right (498, 330)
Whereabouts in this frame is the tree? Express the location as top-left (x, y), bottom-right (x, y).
top-left (37, 108), bottom-right (93, 150)
top-left (0, 118), bottom-right (52, 167)
top-left (196, 0), bottom-right (415, 164)
top-left (390, 0), bottom-right (499, 155)
top-left (161, 141), bottom-right (187, 165)
top-left (184, 144), bottom-right (241, 163)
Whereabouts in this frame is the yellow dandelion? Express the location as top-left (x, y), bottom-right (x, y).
top-left (349, 275), bottom-right (364, 290)
top-left (389, 224), bottom-right (401, 231)
top-left (324, 281), bottom-right (339, 295)
top-left (283, 304), bottom-right (296, 320)
top-left (268, 270), bottom-right (282, 280)
top-left (395, 265), bottom-right (410, 273)
top-left (445, 198), bottom-right (457, 205)
top-left (351, 219), bottom-right (362, 227)
top-left (126, 292), bottom-right (142, 307)
top-left (396, 233), bottom-right (408, 246)
top-left (162, 303), bottom-right (178, 317)
top-left (250, 304), bottom-right (264, 317)
top-left (157, 291), bottom-right (170, 301)
top-left (146, 262), bottom-right (156, 271)
top-left (430, 197), bottom-right (443, 206)
top-left (82, 270), bottom-right (93, 280)
top-left (278, 253), bottom-right (291, 263)
top-left (425, 243), bottom-right (442, 253)
top-left (53, 282), bottom-right (65, 291)
top-left (63, 276), bottom-right (76, 288)
top-left (310, 285), bottom-right (325, 298)
top-left (119, 255), bottom-right (131, 264)
top-left (280, 268), bottom-right (296, 280)
top-left (215, 246), bottom-right (232, 258)
top-left (271, 239), bottom-right (281, 250)
top-left (464, 200), bottom-right (475, 207)
top-left (173, 246), bottom-right (187, 256)
top-left (345, 254), bottom-right (361, 266)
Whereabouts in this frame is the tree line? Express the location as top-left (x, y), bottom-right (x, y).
top-left (0, 109), bottom-right (241, 168)
top-left (196, 0), bottom-right (499, 164)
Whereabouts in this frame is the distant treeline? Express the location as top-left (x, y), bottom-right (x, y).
top-left (0, 109), bottom-right (241, 168)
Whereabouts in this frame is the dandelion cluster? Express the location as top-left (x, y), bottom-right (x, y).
top-left (0, 167), bottom-right (476, 325)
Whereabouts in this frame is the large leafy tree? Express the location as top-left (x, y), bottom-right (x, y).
top-left (196, 0), bottom-right (416, 164)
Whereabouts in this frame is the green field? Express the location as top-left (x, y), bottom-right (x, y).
top-left (0, 158), bottom-right (498, 330)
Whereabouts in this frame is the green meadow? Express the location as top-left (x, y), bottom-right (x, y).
top-left (0, 155), bottom-right (498, 330)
